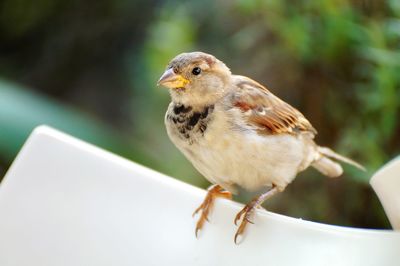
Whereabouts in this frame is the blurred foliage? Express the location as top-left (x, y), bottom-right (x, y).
top-left (0, 79), bottom-right (157, 167)
top-left (0, 0), bottom-right (398, 229)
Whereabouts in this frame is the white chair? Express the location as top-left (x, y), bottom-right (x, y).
top-left (0, 126), bottom-right (399, 266)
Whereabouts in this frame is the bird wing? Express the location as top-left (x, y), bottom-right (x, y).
top-left (230, 75), bottom-right (317, 136)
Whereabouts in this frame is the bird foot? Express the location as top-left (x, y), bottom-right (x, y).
top-left (233, 186), bottom-right (279, 244)
top-left (193, 185), bottom-right (232, 237)
top-left (234, 199), bottom-right (258, 244)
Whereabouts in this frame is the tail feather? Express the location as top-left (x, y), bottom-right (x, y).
top-left (312, 157), bottom-right (343, 177)
top-left (312, 146), bottom-right (365, 178)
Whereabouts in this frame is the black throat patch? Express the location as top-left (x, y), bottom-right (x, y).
top-left (167, 103), bottom-right (214, 143)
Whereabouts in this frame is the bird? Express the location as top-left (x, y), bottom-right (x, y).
top-left (157, 51), bottom-right (365, 244)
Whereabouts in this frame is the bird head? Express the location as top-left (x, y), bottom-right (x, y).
top-left (158, 52), bottom-right (231, 106)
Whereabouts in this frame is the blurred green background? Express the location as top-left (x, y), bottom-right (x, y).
top-left (0, 0), bottom-right (399, 229)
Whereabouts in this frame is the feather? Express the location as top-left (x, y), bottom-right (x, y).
top-left (231, 75), bottom-right (317, 136)
top-left (317, 147), bottom-right (366, 171)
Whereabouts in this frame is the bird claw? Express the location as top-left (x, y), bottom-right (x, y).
top-left (233, 200), bottom-right (257, 244)
top-left (193, 201), bottom-right (211, 236)
top-left (234, 204), bottom-right (255, 225)
top-left (234, 216), bottom-right (251, 244)
top-left (192, 203), bottom-right (205, 217)
top-left (193, 185), bottom-right (232, 237)
top-left (234, 209), bottom-right (244, 226)
top-left (245, 217), bottom-right (255, 224)
top-left (195, 226), bottom-right (200, 238)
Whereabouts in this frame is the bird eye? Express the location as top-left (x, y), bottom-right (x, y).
top-left (192, 67), bottom-right (201, 75)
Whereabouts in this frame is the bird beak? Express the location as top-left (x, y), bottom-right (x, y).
top-left (157, 68), bottom-right (189, 89)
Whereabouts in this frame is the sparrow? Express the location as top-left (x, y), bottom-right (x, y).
top-left (157, 51), bottom-right (364, 244)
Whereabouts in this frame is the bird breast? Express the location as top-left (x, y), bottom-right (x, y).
top-left (165, 102), bottom-right (313, 193)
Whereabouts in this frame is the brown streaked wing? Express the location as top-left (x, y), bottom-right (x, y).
top-left (231, 75), bottom-right (317, 136)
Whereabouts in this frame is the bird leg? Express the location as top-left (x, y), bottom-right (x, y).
top-left (193, 184), bottom-right (232, 237)
top-left (234, 186), bottom-right (279, 244)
